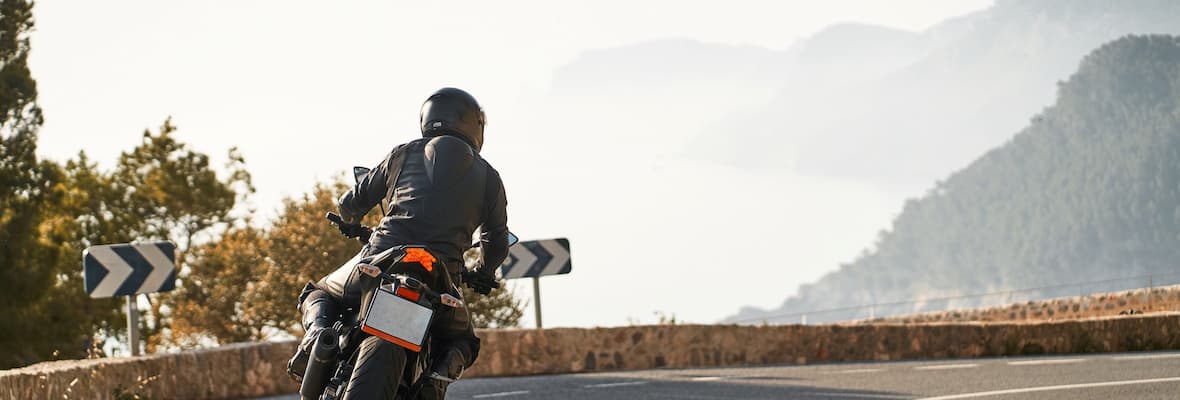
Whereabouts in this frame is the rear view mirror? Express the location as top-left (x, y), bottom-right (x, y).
top-left (352, 166), bottom-right (371, 184)
top-left (471, 232), bottom-right (520, 249)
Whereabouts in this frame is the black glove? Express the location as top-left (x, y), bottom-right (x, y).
top-left (337, 222), bottom-right (371, 241)
top-left (462, 268), bottom-right (501, 295)
top-left (336, 222), bottom-right (359, 238)
top-left (326, 212), bottom-right (372, 242)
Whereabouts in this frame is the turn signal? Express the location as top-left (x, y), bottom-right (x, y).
top-left (357, 263), bottom-right (381, 277)
top-left (440, 293), bottom-right (464, 308)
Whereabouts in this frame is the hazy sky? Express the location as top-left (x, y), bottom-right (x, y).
top-left (29, 0), bottom-right (994, 327)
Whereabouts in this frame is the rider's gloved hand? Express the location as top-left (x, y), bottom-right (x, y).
top-left (462, 267), bottom-right (501, 295)
top-left (336, 222), bottom-right (369, 239)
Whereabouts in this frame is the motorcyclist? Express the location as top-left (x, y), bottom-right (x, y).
top-left (288, 87), bottom-right (510, 399)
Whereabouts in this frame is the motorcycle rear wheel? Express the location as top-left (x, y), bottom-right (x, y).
top-left (341, 335), bottom-right (407, 400)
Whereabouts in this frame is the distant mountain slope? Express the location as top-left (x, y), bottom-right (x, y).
top-left (534, 23), bottom-right (941, 159)
top-left (539, 1), bottom-right (1180, 181)
top-left (725, 35), bottom-right (1180, 324)
top-left (550, 39), bottom-right (783, 93)
top-left (549, 23), bottom-right (926, 95)
top-left (711, 0), bottom-right (1180, 182)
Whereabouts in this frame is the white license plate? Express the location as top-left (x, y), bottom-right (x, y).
top-left (361, 284), bottom-right (433, 352)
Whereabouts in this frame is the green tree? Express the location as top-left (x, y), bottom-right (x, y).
top-left (107, 118), bottom-right (253, 256)
top-left (170, 225), bottom-right (270, 345)
top-left (261, 181), bottom-right (372, 337)
top-left (32, 155), bottom-right (126, 361)
top-left (105, 119), bottom-right (253, 352)
top-left (1, 118), bottom-right (253, 367)
top-left (0, 1), bottom-right (126, 367)
top-left (0, 1), bottom-right (252, 365)
top-left (172, 181), bottom-right (362, 345)
top-left (0, 0), bottom-right (61, 368)
top-left (0, 0), bottom-right (40, 132)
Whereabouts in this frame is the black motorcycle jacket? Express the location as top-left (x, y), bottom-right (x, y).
top-left (337, 135), bottom-right (509, 274)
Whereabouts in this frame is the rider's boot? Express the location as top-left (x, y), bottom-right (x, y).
top-left (287, 288), bottom-right (340, 381)
top-left (418, 347), bottom-right (469, 400)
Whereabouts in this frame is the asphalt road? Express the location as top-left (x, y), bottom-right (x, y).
top-left (259, 351), bottom-right (1180, 399)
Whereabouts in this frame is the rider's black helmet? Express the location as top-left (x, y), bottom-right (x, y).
top-left (420, 87), bottom-right (486, 152)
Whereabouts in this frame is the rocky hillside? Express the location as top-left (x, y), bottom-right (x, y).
top-left (727, 35), bottom-right (1180, 324)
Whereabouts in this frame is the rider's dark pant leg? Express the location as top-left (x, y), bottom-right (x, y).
top-left (415, 268), bottom-right (481, 399)
top-left (432, 294), bottom-right (480, 371)
top-left (289, 249), bottom-right (368, 381)
top-left (300, 285), bottom-right (341, 330)
top-left (315, 246), bottom-right (375, 310)
top-left (421, 305), bottom-right (480, 396)
top-left (288, 284), bottom-right (344, 381)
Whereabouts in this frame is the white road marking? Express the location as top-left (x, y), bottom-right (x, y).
top-left (583, 381), bottom-right (649, 388)
top-left (916, 376), bottom-right (1180, 400)
top-left (823, 368), bottom-right (883, 374)
top-left (1007, 358), bottom-right (1085, 366)
top-left (689, 375), bottom-right (757, 381)
top-left (472, 390), bottom-right (530, 398)
top-left (1112, 353), bottom-right (1180, 361)
top-left (914, 363), bottom-right (978, 371)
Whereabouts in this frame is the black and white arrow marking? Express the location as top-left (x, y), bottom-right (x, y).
top-left (500, 238), bottom-right (571, 279)
top-left (83, 241), bottom-right (177, 298)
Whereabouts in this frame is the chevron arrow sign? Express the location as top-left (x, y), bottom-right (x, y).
top-left (83, 241), bottom-right (177, 298)
top-left (499, 238), bottom-right (571, 279)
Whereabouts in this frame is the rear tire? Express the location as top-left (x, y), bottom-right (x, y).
top-left (342, 336), bottom-right (407, 400)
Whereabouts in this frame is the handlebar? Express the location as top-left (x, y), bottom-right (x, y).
top-left (326, 212), bottom-right (372, 243)
top-left (326, 212), bottom-right (345, 225)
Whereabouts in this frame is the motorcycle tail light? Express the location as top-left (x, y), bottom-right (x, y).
top-left (395, 285), bottom-right (421, 302)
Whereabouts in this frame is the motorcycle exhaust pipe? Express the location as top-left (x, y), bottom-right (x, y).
top-left (299, 331), bottom-right (339, 400)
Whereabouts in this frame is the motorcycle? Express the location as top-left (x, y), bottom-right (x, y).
top-left (296, 167), bottom-right (517, 400)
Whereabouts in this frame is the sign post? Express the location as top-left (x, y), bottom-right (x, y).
top-left (126, 296), bottom-right (139, 355)
top-left (532, 277), bottom-right (542, 328)
top-left (83, 241), bottom-right (177, 356)
top-left (499, 238), bottom-right (571, 329)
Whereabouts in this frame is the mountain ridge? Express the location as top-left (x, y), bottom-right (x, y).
top-left (726, 34), bottom-right (1180, 324)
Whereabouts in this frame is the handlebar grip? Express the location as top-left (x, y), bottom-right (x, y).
top-left (326, 212), bottom-right (344, 225)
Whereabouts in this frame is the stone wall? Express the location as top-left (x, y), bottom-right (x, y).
top-left (468, 313), bottom-right (1180, 376)
top-left (867, 284), bottom-right (1180, 324)
top-left (0, 342), bottom-right (299, 400)
top-left (3, 314), bottom-right (1179, 399)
